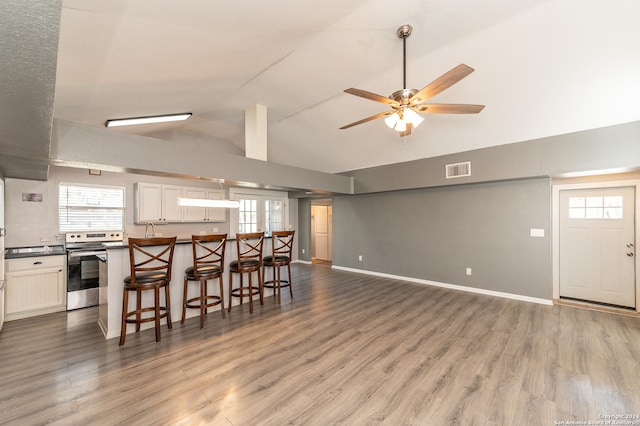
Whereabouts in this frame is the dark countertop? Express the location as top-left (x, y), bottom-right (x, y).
top-left (5, 245), bottom-right (66, 259)
top-left (103, 235), bottom-right (268, 249)
top-left (102, 238), bottom-right (193, 249)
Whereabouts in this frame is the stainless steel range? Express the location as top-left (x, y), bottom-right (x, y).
top-left (66, 231), bottom-right (123, 310)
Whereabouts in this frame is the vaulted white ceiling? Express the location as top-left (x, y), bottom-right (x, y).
top-left (6, 0), bottom-right (640, 180)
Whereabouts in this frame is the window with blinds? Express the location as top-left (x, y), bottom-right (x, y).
top-left (58, 183), bottom-right (126, 232)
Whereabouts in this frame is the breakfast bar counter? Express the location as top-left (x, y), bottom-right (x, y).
top-left (98, 237), bottom-right (272, 339)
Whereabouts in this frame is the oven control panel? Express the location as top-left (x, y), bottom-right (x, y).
top-left (65, 231), bottom-right (124, 244)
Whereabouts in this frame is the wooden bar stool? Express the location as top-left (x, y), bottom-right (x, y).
top-left (120, 237), bottom-right (176, 346)
top-left (181, 234), bottom-right (227, 328)
top-left (228, 232), bottom-right (264, 313)
top-left (263, 230), bottom-right (295, 304)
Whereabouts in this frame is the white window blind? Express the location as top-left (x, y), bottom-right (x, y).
top-left (59, 183), bottom-right (125, 232)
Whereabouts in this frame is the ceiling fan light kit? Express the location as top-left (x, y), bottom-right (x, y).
top-left (341, 24), bottom-right (485, 137)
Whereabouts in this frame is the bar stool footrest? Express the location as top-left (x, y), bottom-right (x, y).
top-left (185, 295), bottom-right (223, 310)
top-left (230, 286), bottom-right (261, 297)
top-left (124, 306), bottom-right (170, 325)
top-left (263, 279), bottom-right (290, 289)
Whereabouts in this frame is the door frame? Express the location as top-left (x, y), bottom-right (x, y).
top-left (552, 179), bottom-right (640, 312)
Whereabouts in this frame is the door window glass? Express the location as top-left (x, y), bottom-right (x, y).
top-left (568, 195), bottom-right (623, 220)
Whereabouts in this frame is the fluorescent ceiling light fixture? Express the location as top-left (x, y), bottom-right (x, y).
top-left (105, 113), bottom-right (192, 127)
top-left (178, 197), bottom-right (239, 208)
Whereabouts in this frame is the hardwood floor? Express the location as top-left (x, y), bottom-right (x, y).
top-left (1, 264), bottom-right (639, 425)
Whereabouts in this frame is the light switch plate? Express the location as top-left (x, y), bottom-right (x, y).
top-left (530, 228), bottom-right (545, 237)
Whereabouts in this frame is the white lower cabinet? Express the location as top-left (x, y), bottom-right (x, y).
top-left (5, 255), bottom-right (66, 321)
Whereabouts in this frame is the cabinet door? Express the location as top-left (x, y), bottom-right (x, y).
top-left (182, 187), bottom-right (207, 222)
top-left (136, 183), bottom-right (163, 222)
top-left (136, 183), bottom-right (183, 223)
top-left (181, 188), bottom-right (226, 222)
top-left (6, 268), bottom-right (65, 317)
top-left (206, 190), bottom-right (227, 222)
top-left (162, 185), bottom-right (183, 222)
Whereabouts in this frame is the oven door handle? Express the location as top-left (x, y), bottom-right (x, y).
top-left (68, 250), bottom-right (105, 259)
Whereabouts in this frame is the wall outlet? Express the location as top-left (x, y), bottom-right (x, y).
top-left (466, 267), bottom-right (472, 275)
top-left (302, 249), bottom-right (305, 254)
top-left (213, 227), bottom-right (219, 232)
top-left (358, 255), bottom-right (363, 261)
top-left (199, 231), bottom-right (206, 235)
top-left (155, 232), bottom-right (162, 237)
top-left (40, 237), bottom-right (51, 242)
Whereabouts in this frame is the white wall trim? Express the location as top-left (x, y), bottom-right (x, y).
top-left (331, 265), bottom-right (553, 306)
top-left (552, 179), bottom-right (640, 313)
top-left (293, 259), bottom-right (312, 265)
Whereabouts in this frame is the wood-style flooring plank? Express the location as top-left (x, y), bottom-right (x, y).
top-left (1, 263), bottom-right (639, 425)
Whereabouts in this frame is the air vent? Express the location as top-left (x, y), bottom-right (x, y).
top-left (446, 161), bottom-right (471, 179)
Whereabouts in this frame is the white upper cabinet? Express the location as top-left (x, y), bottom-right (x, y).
top-left (135, 183), bottom-right (227, 224)
top-left (181, 187), bottom-right (226, 222)
top-left (135, 183), bottom-right (182, 223)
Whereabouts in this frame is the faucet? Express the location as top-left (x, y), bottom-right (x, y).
top-left (144, 222), bottom-right (156, 238)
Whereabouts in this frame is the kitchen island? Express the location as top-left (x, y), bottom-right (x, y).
top-left (98, 237), bottom-right (272, 339)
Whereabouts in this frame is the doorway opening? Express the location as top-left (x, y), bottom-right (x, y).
top-left (311, 200), bottom-right (332, 266)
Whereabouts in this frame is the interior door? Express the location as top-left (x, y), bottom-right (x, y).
top-left (559, 187), bottom-right (636, 307)
top-left (312, 205), bottom-right (330, 261)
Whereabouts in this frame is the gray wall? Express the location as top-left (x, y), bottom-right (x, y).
top-left (0, 0), bottom-right (61, 181)
top-left (332, 178), bottom-right (552, 299)
top-left (52, 119), bottom-right (353, 195)
top-left (324, 120), bottom-right (640, 300)
top-left (344, 120), bottom-right (640, 194)
top-left (297, 198), bottom-right (312, 262)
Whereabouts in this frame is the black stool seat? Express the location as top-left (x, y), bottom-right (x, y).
top-left (184, 264), bottom-right (222, 279)
top-left (263, 255), bottom-right (290, 264)
top-left (229, 259), bottom-right (261, 270)
top-left (124, 272), bottom-right (168, 285)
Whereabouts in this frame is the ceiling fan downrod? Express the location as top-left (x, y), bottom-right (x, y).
top-left (397, 24), bottom-right (412, 90)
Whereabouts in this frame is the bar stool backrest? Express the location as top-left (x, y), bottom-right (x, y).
top-left (191, 234), bottom-right (227, 278)
top-left (128, 237), bottom-right (177, 284)
top-left (271, 230), bottom-right (295, 261)
top-left (235, 232), bottom-right (264, 270)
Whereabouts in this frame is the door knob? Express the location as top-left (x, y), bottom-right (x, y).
top-left (627, 252), bottom-right (635, 257)
top-left (627, 243), bottom-right (634, 248)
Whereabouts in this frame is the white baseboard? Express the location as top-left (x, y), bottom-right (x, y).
top-left (331, 265), bottom-right (553, 306)
top-left (293, 259), bottom-right (312, 265)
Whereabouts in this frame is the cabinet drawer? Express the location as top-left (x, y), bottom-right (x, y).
top-left (6, 255), bottom-right (65, 272)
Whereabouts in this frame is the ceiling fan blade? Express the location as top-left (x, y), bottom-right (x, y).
top-left (340, 110), bottom-right (394, 130)
top-left (415, 103), bottom-right (485, 114)
top-left (409, 64), bottom-right (475, 104)
top-left (344, 88), bottom-right (399, 106)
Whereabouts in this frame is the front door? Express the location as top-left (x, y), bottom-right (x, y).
top-left (559, 187), bottom-right (636, 307)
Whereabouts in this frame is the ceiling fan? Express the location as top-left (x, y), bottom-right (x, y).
top-left (340, 24), bottom-right (485, 137)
